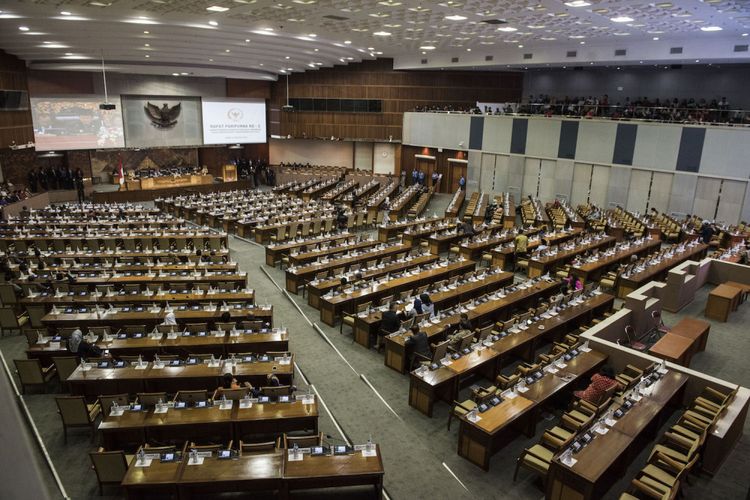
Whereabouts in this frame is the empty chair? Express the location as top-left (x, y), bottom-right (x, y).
top-left (55, 396), bottom-right (101, 443)
top-left (136, 392), bottom-right (168, 407)
top-left (283, 432), bottom-right (324, 448)
top-left (0, 306), bottom-right (30, 334)
top-left (174, 390), bottom-right (208, 405)
top-left (89, 448), bottom-right (132, 495)
top-left (240, 439), bottom-right (280, 455)
top-left (261, 385), bottom-right (293, 398)
top-left (52, 356), bottom-right (79, 389)
top-left (213, 387), bottom-right (250, 401)
top-left (99, 394), bottom-right (131, 417)
top-left (513, 431), bottom-right (570, 483)
top-left (14, 358), bottom-right (57, 394)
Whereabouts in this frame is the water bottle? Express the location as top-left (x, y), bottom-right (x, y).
top-left (190, 448), bottom-right (198, 464)
top-left (366, 433), bottom-right (374, 453)
top-left (111, 400), bottom-right (118, 413)
top-left (157, 398), bottom-right (163, 411)
top-left (154, 354), bottom-right (161, 366)
top-left (138, 448), bottom-right (146, 464)
top-left (138, 354), bottom-right (143, 367)
top-left (293, 442), bottom-right (300, 460)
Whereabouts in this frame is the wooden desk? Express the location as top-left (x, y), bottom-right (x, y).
top-left (282, 446), bottom-right (385, 499)
top-left (27, 329), bottom-right (289, 364)
top-left (725, 281), bottom-right (750, 304)
top-left (527, 236), bottom-right (615, 279)
top-left (648, 333), bottom-right (695, 366)
top-left (121, 449), bottom-right (181, 499)
top-left (21, 290), bottom-right (254, 308)
top-left (102, 399), bottom-right (317, 451)
top-left (384, 279), bottom-right (561, 373)
top-left (408, 293), bottom-right (614, 417)
top-left (41, 305), bottom-right (273, 332)
top-left (177, 451), bottom-right (283, 499)
top-left (378, 216), bottom-right (446, 243)
top-left (546, 371), bottom-right (687, 500)
top-left (288, 240), bottom-right (377, 267)
top-left (705, 284), bottom-right (741, 322)
top-left (616, 243), bottom-right (708, 298)
top-left (457, 350), bottom-right (607, 470)
top-left (570, 238), bottom-right (661, 284)
top-left (307, 254), bottom-right (439, 309)
top-left (68, 357), bottom-right (293, 397)
top-left (669, 317), bottom-right (710, 353)
top-left (265, 232), bottom-right (351, 266)
top-left (285, 243), bottom-right (410, 294)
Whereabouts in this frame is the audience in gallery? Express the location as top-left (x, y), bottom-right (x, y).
top-left (0, 183), bottom-right (31, 206)
top-left (413, 94), bottom-right (744, 124)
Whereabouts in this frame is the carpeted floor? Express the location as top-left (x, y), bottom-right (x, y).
top-left (1, 192), bottom-right (748, 500)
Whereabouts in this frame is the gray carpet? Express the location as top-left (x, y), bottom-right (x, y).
top-left (1, 192), bottom-right (748, 499)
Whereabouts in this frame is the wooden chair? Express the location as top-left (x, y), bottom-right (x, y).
top-left (283, 432), bottom-right (324, 448)
top-left (261, 385), bottom-right (293, 397)
top-left (213, 387), bottom-right (250, 401)
top-left (52, 356), bottom-right (79, 389)
top-left (55, 396), bottom-right (101, 443)
top-left (648, 431), bottom-right (701, 466)
top-left (447, 399), bottom-right (477, 431)
top-left (239, 439), bottom-right (280, 455)
top-left (616, 364), bottom-right (644, 389)
top-left (620, 477), bottom-right (680, 500)
top-left (136, 392), bottom-right (168, 407)
top-left (0, 305), bottom-right (29, 335)
top-left (89, 448), bottom-right (132, 495)
top-left (513, 431), bottom-right (567, 483)
top-left (340, 301), bottom-right (370, 335)
top-left (637, 451), bottom-right (697, 496)
top-left (99, 394), bottom-right (131, 417)
top-left (174, 390), bottom-right (208, 405)
top-left (14, 358), bottom-right (57, 394)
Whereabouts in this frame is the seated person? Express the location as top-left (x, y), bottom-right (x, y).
top-left (377, 302), bottom-right (400, 351)
top-left (405, 325), bottom-right (431, 362)
top-left (412, 293), bottom-right (435, 319)
top-left (573, 365), bottom-right (622, 404)
top-left (457, 312), bottom-right (473, 332)
top-left (68, 328), bottom-right (102, 358)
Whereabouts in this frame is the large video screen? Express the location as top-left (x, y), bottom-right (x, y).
top-left (201, 98), bottom-right (266, 145)
top-left (30, 97), bottom-right (125, 151)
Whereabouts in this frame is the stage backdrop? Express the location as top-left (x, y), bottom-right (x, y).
top-left (122, 95), bottom-right (202, 148)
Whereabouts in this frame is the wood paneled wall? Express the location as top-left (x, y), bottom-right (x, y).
top-left (0, 50), bottom-right (33, 149)
top-left (270, 58), bottom-right (522, 141)
top-left (400, 145), bottom-right (468, 193)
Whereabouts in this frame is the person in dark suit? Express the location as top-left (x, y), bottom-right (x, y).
top-left (377, 302), bottom-right (400, 352)
top-left (405, 325), bottom-right (431, 361)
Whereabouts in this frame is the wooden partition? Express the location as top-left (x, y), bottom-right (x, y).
top-left (91, 180), bottom-right (256, 203)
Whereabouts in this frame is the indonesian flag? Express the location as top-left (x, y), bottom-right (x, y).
top-left (118, 155), bottom-right (124, 185)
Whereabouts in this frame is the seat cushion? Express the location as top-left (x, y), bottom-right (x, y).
top-left (527, 444), bottom-right (554, 462)
top-left (642, 464), bottom-right (677, 487)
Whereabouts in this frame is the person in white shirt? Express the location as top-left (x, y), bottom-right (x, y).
top-left (162, 311), bottom-right (177, 325)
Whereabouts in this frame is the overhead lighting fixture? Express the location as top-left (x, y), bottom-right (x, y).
top-left (208, 20), bottom-right (218, 26)
top-left (206, 5), bottom-right (229, 12)
top-left (308, 33), bottom-right (317, 37)
top-left (700, 26), bottom-right (723, 31)
top-left (743, 33), bottom-right (749, 37)
top-left (172, 72), bottom-right (179, 76)
top-left (60, 11), bottom-right (72, 16)
top-left (373, 31), bottom-right (391, 36)
top-left (497, 26), bottom-right (517, 32)
top-left (653, 36), bottom-right (659, 40)
top-left (419, 45), bottom-right (436, 50)
top-left (18, 26), bottom-right (29, 31)
top-left (564, 1), bottom-right (591, 6)
top-left (40, 43), bottom-right (68, 48)
top-left (445, 15), bottom-right (467, 21)
top-left (143, 30), bottom-right (150, 34)
top-left (527, 25), bottom-right (545, 29)
top-left (611, 16), bottom-right (634, 23)
top-left (145, 54), bottom-right (150, 58)
top-left (344, 40), bottom-right (352, 44)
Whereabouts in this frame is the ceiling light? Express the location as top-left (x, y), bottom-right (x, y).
top-left (743, 33), bottom-right (749, 37)
top-left (285, 56), bottom-right (290, 59)
top-left (700, 26), bottom-right (723, 32)
top-left (245, 39), bottom-right (250, 42)
top-left (569, 35), bottom-right (585, 39)
top-left (40, 43), bottom-right (68, 48)
top-left (314, 48), bottom-right (319, 51)
top-left (497, 27), bottom-right (517, 32)
top-left (518, 44), bottom-right (524, 48)
top-left (144, 43), bottom-right (150, 47)
top-left (527, 25), bottom-right (545, 29)
top-left (611, 16), bottom-right (634, 23)
top-left (445, 15), bottom-right (467, 21)
top-left (565, 1), bottom-right (591, 6)
top-left (225, 49), bottom-right (231, 52)
top-left (143, 30), bottom-right (149, 34)
top-left (60, 11), bottom-right (72, 16)
top-left (373, 31), bottom-right (391, 36)
top-left (145, 54), bottom-right (150, 58)
top-left (541, 37), bottom-right (556, 41)
top-left (466, 48), bottom-right (471, 51)
top-left (308, 33), bottom-right (317, 37)
top-left (18, 26), bottom-right (29, 31)
top-left (172, 72), bottom-right (179, 76)
top-left (653, 36), bottom-right (659, 40)
top-left (180, 72), bottom-right (188, 75)
top-left (344, 40), bottom-right (352, 44)
top-left (419, 45), bottom-right (436, 50)
top-left (206, 6), bottom-right (229, 12)
top-left (208, 20), bottom-right (218, 26)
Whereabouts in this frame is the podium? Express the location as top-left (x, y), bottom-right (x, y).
top-left (222, 164), bottom-right (238, 182)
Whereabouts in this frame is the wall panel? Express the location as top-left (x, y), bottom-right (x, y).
top-left (590, 165), bottom-right (610, 207)
top-left (626, 170), bottom-right (652, 214)
top-left (693, 177), bottom-right (722, 221)
top-left (481, 117), bottom-right (512, 154)
top-left (700, 128), bottom-right (750, 179)
top-left (571, 163), bottom-right (593, 206)
top-left (649, 172), bottom-right (674, 214)
top-left (354, 142), bottom-right (374, 171)
top-left (576, 121), bottom-right (617, 165)
top-left (538, 159), bottom-right (558, 201)
top-left (716, 180), bottom-right (747, 225)
top-left (607, 166), bottom-right (631, 208)
top-left (480, 154), bottom-right (496, 193)
top-left (494, 155), bottom-right (510, 193)
top-left (525, 119), bottom-right (561, 159)
top-left (554, 160), bottom-right (575, 201)
top-left (632, 124), bottom-right (681, 171)
top-left (667, 173), bottom-right (698, 217)
top-left (522, 158), bottom-right (540, 198)
top-left (507, 156), bottom-right (525, 200)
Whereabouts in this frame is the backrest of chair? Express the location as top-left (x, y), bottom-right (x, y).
top-left (99, 394), bottom-right (130, 416)
top-left (176, 390), bottom-right (208, 403)
top-left (217, 387), bottom-right (249, 401)
top-left (25, 328), bottom-right (44, 346)
top-left (284, 432), bottom-right (322, 448)
top-left (89, 450), bottom-right (128, 483)
top-left (240, 440), bottom-right (279, 455)
top-left (56, 396), bottom-right (90, 425)
top-left (262, 385), bottom-right (292, 397)
top-left (52, 357), bottom-right (79, 383)
top-left (137, 392), bottom-right (168, 406)
top-left (14, 358), bottom-right (43, 385)
top-left (0, 283), bottom-right (18, 305)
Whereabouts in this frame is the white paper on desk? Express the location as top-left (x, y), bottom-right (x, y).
top-left (658, 367), bottom-right (668, 375)
top-left (517, 386), bottom-right (529, 393)
top-left (135, 458), bottom-right (153, 467)
top-left (287, 451), bottom-right (303, 462)
top-left (502, 390), bottom-right (517, 400)
top-left (361, 449), bottom-right (378, 457)
top-left (579, 346), bottom-right (592, 353)
top-left (187, 457), bottom-right (205, 466)
top-left (154, 405), bottom-right (168, 414)
top-left (239, 400), bottom-right (252, 409)
top-left (151, 363), bottom-right (165, 370)
top-left (467, 413), bottom-right (482, 423)
top-left (134, 364), bottom-right (148, 370)
top-left (219, 402), bottom-right (233, 410)
top-left (50, 342), bottom-right (61, 349)
top-left (110, 408), bottom-right (125, 417)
